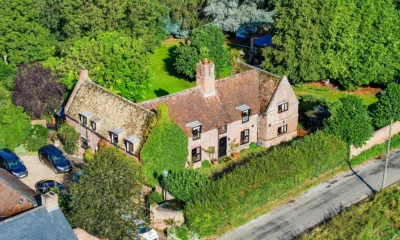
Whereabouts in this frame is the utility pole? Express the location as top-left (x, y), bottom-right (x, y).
top-left (381, 118), bottom-right (393, 190)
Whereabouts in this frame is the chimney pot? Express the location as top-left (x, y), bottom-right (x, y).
top-left (40, 191), bottom-right (59, 212)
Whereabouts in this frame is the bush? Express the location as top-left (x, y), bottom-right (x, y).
top-left (185, 132), bottom-right (348, 237)
top-left (57, 124), bottom-right (80, 154)
top-left (147, 191), bottom-right (164, 205)
top-left (249, 142), bottom-right (258, 150)
top-left (201, 160), bottom-right (212, 169)
top-left (141, 104), bottom-right (188, 186)
top-left (165, 170), bottom-right (210, 202)
top-left (25, 125), bottom-right (48, 151)
top-left (229, 49), bottom-right (245, 66)
top-left (167, 225), bottom-right (199, 240)
top-left (84, 149), bottom-right (94, 162)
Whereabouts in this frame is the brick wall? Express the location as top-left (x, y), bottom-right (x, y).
top-left (350, 121), bottom-right (400, 157)
top-left (188, 115), bottom-right (258, 168)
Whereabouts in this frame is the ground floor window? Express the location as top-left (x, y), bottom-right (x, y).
top-left (278, 124), bottom-right (288, 135)
top-left (192, 147), bottom-right (201, 162)
top-left (125, 141), bottom-right (134, 154)
top-left (240, 129), bottom-right (249, 145)
top-left (81, 137), bottom-right (89, 149)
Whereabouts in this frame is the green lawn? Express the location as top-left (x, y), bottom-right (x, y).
top-left (142, 39), bottom-right (235, 101)
top-left (294, 84), bottom-right (379, 106)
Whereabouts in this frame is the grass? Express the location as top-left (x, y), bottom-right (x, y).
top-left (142, 39), bottom-right (235, 101)
top-left (299, 183), bottom-right (400, 240)
top-left (294, 83), bottom-right (379, 106)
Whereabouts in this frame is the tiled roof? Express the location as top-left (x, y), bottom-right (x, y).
top-left (66, 80), bottom-right (156, 143)
top-left (140, 69), bottom-right (261, 136)
top-left (140, 62), bottom-right (282, 136)
top-left (0, 169), bottom-right (39, 218)
top-left (0, 206), bottom-right (77, 240)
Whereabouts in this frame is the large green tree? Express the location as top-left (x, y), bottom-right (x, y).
top-left (324, 95), bottom-right (374, 147)
top-left (164, 0), bottom-right (208, 30)
top-left (261, 0), bottom-right (330, 83)
top-left (371, 83), bottom-right (400, 128)
top-left (67, 146), bottom-right (144, 240)
top-left (0, 0), bottom-right (55, 66)
top-left (44, 32), bottom-right (152, 101)
top-left (59, 0), bottom-right (167, 49)
top-left (0, 104), bottom-right (31, 149)
top-left (141, 104), bottom-right (188, 186)
top-left (174, 24), bottom-right (228, 78)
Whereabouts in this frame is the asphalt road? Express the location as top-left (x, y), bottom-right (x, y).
top-left (219, 149), bottom-right (400, 240)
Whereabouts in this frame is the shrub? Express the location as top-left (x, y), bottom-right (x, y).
top-left (167, 225), bottom-right (199, 240)
top-left (57, 124), bottom-right (80, 154)
top-left (229, 49), bottom-right (245, 66)
top-left (84, 149), bottom-right (94, 162)
top-left (371, 83), bottom-right (400, 128)
top-left (25, 125), bottom-right (48, 151)
top-left (165, 170), bottom-right (210, 202)
top-left (0, 104), bottom-right (31, 149)
top-left (201, 160), bottom-right (212, 169)
top-left (185, 132), bottom-right (348, 237)
top-left (249, 142), bottom-right (258, 150)
top-left (141, 104), bottom-right (188, 186)
top-left (147, 191), bottom-right (164, 205)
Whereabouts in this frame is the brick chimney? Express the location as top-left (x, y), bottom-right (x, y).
top-left (41, 191), bottom-right (59, 212)
top-left (196, 59), bottom-right (216, 97)
top-left (79, 67), bottom-right (89, 82)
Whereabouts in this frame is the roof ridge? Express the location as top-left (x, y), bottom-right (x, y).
top-left (139, 86), bottom-right (201, 105)
top-left (236, 61), bottom-right (282, 79)
top-left (85, 81), bottom-right (156, 116)
top-left (0, 205), bottom-right (44, 225)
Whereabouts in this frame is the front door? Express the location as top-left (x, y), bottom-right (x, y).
top-left (219, 137), bottom-right (227, 158)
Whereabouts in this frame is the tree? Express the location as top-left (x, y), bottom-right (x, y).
top-left (67, 146), bottom-right (144, 240)
top-left (0, 0), bottom-right (55, 66)
top-left (44, 32), bottom-right (152, 101)
top-left (163, 0), bottom-right (208, 30)
top-left (324, 95), bottom-right (374, 147)
top-left (371, 83), bottom-right (400, 128)
top-left (13, 63), bottom-right (66, 119)
top-left (174, 24), bottom-right (228, 78)
top-left (141, 104), bottom-right (188, 186)
top-left (262, 0), bottom-right (329, 83)
top-left (59, 0), bottom-right (167, 49)
top-left (0, 61), bottom-right (15, 107)
top-left (0, 104), bottom-right (31, 149)
top-left (203, 0), bottom-right (275, 32)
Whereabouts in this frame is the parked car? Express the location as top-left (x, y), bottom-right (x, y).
top-left (38, 145), bottom-right (72, 174)
top-left (0, 148), bottom-right (28, 178)
top-left (35, 180), bottom-right (66, 194)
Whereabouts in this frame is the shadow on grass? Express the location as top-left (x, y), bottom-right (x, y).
top-left (154, 88), bottom-right (169, 97)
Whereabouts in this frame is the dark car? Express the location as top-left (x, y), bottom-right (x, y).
top-left (35, 180), bottom-right (66, 194)
top-left (38, 145), bottom-right (72, 174)
top-left (0, 148), bottom-right (28, 178)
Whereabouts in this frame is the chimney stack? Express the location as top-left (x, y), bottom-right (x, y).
top-left (196, 59), bottom-right (216, 97)
top-left (40, 191), bottom-right (59, 212)
top-left (79, 67), bottom-right (89, 82)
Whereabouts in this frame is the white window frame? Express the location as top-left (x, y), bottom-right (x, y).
top-left (79, 115), bottom-right (87, 126)
top-left (125, 141), bottom-right (134, 154)
top-left (278, 102), bottom-right (289, 113)
top-left (278, 124), bottom-right (288, 135)
top-left (192, 125), bottom-right (202, 140)
top-left (242, 109), bottom-right (250, 123)
top-left (90, 121), bottom-right (96, 131)
top-left (110, 133), bottom-right (118, 145)
top-left (192, 147), bottom-right (201, 162)
top-left (240, 129), bottom-right (249, 145)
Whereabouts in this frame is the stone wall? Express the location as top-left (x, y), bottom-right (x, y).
top-left (150, 202), bottom-right (184, 231)
top-left (350, 121), bottom-right (400, 157)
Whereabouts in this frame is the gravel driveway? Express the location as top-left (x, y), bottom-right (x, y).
top-left (19, 154), bottom-right (65, 189)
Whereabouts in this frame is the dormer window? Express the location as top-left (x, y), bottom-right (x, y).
top-left (242, 109), bottom-right (250, 123)
top-left (91, 121), bottom-right (96, 131)
top-left (192, 126), bottom-right (201, 140)
top-left (236, 104), bottom-right (250, 123)
top-left (186, 121), bottom-right (202, 141)
top-left (79, 110), bottom-right (93, 127)
top-left (124, 136), bottom-right (140, 155)
top-left (109, 128), bottom-right (124, 146)
top-left (90, 117), bottom-right (102, 132)
top-left (278, 102), bottom-right (289, 113)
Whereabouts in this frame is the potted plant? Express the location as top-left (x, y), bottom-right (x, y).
top-left (203, 146), bottom-right (218, 166)
top-left (229, 139), bottom-right (240, 159)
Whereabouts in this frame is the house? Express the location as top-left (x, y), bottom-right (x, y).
top-left (65, 60), bottom-right (298, 168)
top-left (64, 68), bottom-right (156, 156)
top-left (0, 169), bottom-right (77, 240)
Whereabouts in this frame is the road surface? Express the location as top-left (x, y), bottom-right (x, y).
top-left (219, 149), bottom-right (400, 240)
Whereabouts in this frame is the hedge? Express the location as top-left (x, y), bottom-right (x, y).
top-left (185, 132), bottom-right (349, 237)
top-left (57, 124), bottom-right (80, 154)
top-left (165, 170), bottom-right (210, 202)
top-left (141, 104), bottom-right (188, 186)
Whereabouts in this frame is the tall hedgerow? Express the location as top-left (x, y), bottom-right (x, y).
top-left (141, 104), bottom-right (188, 186)
top-left (165, 170), bottom-right (210, 202)
top-left (185, 132), bottom-right (348, 237)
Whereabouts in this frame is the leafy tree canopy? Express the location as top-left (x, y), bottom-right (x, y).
top-left (0, 104), bottom-right (31, 149)
top-left (174, 24), bottom-right (228, 78)
top-left (67, 146), bottom-right (144, 240)
top-left (163, 0), bottom-right (209, 30)
top-left (262, 0), bottom-right (400, 89)
top-left (13, 63), bottom-right (66, 119)
top-left (203, 0), bottom-right (275, 32)
top-left (371, 83), bottom-right (400, 128)
top-left (44, 32), bottom-right (152, 102)
top-left (0, 0), bottom-right (56, 66)
top-left (141, 104), bottom-right (188, 186)
top-left (324, 95), bottom-right (374, 147)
